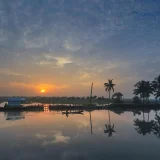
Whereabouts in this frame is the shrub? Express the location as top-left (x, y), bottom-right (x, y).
top-left (133, 96), bottom-right (141, 104)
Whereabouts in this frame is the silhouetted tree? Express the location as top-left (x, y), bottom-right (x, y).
top-left (152, 75), bottom-right (160, 103)
top-left (104, 79), bottom-right (115, 99)
top-left (90, 82), bottom-right (93, 105)
top-left (97, 97), bottom-right (102, 100)
top-left (145, 81), bottom-right (154, 103)
top-left (92, 95), bottom-right (97, 100)
top-left (133, 96), bottom-right (141, 104)
top-left (104, 110), bottom-right (115, 137)
top-left (86, 96), bottom-right (90, 100)
top-left (112, 92), bottom-right (123, 103)
top-left (155, 91), bottom-right (160, 102)
top-left (133, 80), bottom-right (153, 103)
top-left (81, 97), bottom-right (85, 100)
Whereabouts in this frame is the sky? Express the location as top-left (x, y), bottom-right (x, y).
top-left (0, 0), bottom-right (160, 97)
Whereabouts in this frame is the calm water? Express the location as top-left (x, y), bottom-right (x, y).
top-left (0, 110), bottom-right (160, 160)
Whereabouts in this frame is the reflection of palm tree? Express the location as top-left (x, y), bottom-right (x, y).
top-left (104, 110), bottom-right (115, 137)
top-left (104, 124), bottom-right (115, 137)
top-left (89, 111), bottom-right (93, 135)
top-left (147, 110), bottom-right (150, 122)
top-left (153, 113), bottom-right (160, 138)
top-left (134, 119), bottom-right (154, 135)
top-left (134, 111), bottom-right (154, 136)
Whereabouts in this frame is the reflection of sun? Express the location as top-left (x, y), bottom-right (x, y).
top-left (41, 89), bottom-right (45, 93)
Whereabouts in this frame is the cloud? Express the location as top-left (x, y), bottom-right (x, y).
top-left (38, 131), bottom-right (71, 146)
top-left (42, 54), bottom-right (72, 67)
top-left (64, 40), bottom-right (81, 51)
top-left (0, 122), bottom-right (23, 129)
top-left (37, 60), bottom-right (52, 65)
top-left (77, 120), bottom-right (90, 128)
top-left (36, 134), bottom-right (47, 139)
top-left (0, 68), bottom-right (31, 78)
top-left (54, 57), bottom-right (72, 68)
top-left (52, 131), bottom-right (70, 144)
top-left (0, 82), bottom-right (70, 96)
top-left (0, 0), bottom-right (160, 97)
top-left (79, 71), bottom-right (93, 80)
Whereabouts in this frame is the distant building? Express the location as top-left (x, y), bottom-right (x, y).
top-left (7, 98), bottom-right (25, 107)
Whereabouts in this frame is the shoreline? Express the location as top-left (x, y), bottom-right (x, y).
top-left (0, 103), bottom-right (160, 112)
top-left (0, 105), bottom-right (108, 112)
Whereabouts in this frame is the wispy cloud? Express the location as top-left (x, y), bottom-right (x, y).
top-left (0, 68), bottom-right (31, 78)
top-left (0, 0), bottom-right (160, 97)
top-left (64, 40), bottom-right (81, 52)
top-left (54, 57), bottom-right (72, 67)
top-left (36, 131), bottom-right (71, 146)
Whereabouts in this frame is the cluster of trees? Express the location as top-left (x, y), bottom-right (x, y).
top-left (26, 96), bottom-right (108, 104)
top-left (104, 79), bottom-right (123, 103)
top-left (104, 75), bottom-right (160, 104)
top-left (133, 75), bottom-right (160, 103)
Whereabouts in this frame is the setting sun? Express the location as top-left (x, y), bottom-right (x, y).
top-left (41, 89), bottom-right (45, 93)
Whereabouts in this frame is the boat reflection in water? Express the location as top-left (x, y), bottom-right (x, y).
top-left (62, 110), bottom-right (84, 118)
top-left (5, 112), bottom-right (25, 121)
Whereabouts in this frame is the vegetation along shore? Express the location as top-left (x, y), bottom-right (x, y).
top-left (0, 75), bottom-right (160, 111)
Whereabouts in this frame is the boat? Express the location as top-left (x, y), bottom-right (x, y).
top-left (62, 110), bottom-right (83, 114)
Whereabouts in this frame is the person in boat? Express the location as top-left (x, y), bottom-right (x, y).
top-left (65, 110), bottom-right (69, 118)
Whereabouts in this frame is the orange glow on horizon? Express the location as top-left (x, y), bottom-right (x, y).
top-left (41, 89), bottom-right (46, 93)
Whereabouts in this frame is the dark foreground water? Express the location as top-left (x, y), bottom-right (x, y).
top-left (0, 109), bottom-right (160, 160)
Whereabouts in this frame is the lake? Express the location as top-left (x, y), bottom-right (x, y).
top-left (0, 109), bottom-right (160, 160)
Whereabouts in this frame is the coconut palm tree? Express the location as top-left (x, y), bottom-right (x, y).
top-left (104, 79), bottom-right (115, 99)
top-left (134, 81), bottom-right (146, 103)
top-left (146, 81), bottom-right (154, 103)
top-left (152, 75), bottom-right (160, 103)
top-left (155, 91), bottom-right (160, 102)
top-left (89, 82), bottom-right (93, 105)
top-left (104, 110), bottom-right (115, 137)
top-left (133, 80), bottom-right (153, 103)
top-left (112, 92), bottom-right (123, 103)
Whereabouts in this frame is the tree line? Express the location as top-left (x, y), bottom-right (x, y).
top-left (133, 75), bottom-right (160, 103)
top-left (104, 75), bottom-right (160, 104)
